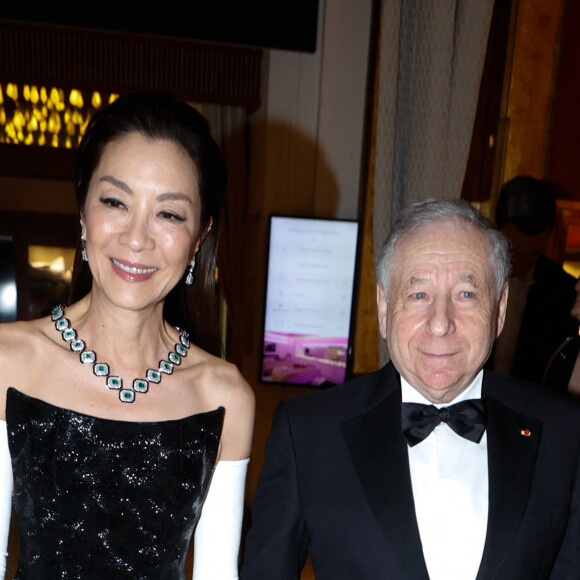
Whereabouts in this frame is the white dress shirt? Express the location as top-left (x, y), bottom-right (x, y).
top-left (402, 372), bottom-right (488, 580)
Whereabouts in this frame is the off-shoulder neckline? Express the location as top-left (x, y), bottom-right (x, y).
top-left (6, 387), bottom-right (223, 426)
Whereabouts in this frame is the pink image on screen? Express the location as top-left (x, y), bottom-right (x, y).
top-left (262, 331), bottom-right (348, 386)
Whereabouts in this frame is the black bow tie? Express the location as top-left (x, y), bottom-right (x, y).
top-left (401, 399), bottom-right (487, 447)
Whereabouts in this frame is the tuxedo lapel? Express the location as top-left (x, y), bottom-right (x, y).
top-left (339, 368), bottom-right (542, 579)
top-left (341, 371), bottom-right (429, 580)
top-left (476, 385), bottom-right (542, 579)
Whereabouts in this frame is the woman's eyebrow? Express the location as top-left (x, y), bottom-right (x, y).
top-left (98, 177), bottom-right (194, 206)
top-left (156, 192), bottom-right (195, 205)
top-left (99, 175), bottom-right (133, 194)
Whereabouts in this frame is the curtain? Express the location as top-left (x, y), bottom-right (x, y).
top-left (370, 0), bottom-right (494, 365)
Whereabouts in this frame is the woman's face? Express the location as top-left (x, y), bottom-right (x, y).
top-left (82, 132), bottom-right (201, 311)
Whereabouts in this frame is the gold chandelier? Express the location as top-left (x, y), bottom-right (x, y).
top-left (0, 83), bottom-right (119, 149)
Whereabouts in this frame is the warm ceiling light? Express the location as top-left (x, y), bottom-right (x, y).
top-left (0, 82), bottom-right (118, 148)
top-left (49, 87), bottom-right (59, 105)
top-left (69, 89), bottom-right (84, 108)
top-left (6, 83), bottom-right (17, 100)
top-left (30, 86), bottom-right (39, 104)
top-left (91, 91), bottom-right (102, 108)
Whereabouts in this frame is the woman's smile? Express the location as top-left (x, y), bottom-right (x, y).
top-left (111, 258), bottom-right (158, 276)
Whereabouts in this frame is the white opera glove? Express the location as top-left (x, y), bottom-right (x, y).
top-left (192, 458), bottom-right (249, 580)
top-left (0, 420), bottom-right (13, 577)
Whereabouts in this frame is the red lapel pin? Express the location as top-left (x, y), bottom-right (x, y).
top-left (520, 429), bottom-right (531, 437)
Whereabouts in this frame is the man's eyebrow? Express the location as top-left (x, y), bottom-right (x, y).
top-left (408, 276), bottom-right (428, 286)
top-left (458, 273), bottom-right (478, 285)
top-left (99, 175), bottom-right (133, 194)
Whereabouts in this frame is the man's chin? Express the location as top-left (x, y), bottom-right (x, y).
top-left (412, 373), bottom-right (469, 404)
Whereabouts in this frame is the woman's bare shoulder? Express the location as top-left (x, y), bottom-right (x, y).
top-left (188, 350), bottom-right (254, 408)
top-left (0, 318), bottom-right (51, 358)
top-left (0, 317), bottom-right (55, 418)
top-left (186, 350), bottom-right (255, 460)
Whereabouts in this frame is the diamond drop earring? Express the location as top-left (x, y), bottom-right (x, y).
top-left (185, 257), bottom-right (196, 286)
top-left (81, 235), bottom-right (88, 262)
top-left (185, 216), bottom-right (213, 286)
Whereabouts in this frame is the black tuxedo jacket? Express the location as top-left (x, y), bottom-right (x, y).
top-left (241, 364), bottom-right (580, 579)
top-left (511, 255), bottom-right (579, 384)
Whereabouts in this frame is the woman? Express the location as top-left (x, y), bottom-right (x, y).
top-left (0, 93), bottom-right (254, 578)
top-left (544, 276), bottom-right (580, 398)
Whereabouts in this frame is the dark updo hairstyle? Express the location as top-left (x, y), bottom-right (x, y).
top-left (495, 175), bottom-right (556, 236)
top-left (70, 92), bottom-right (227, 356)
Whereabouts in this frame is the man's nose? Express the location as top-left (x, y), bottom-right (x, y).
top-left (425, 295), bottom-right (455, 337)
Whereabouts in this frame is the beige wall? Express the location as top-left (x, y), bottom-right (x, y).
top-left (242, 0), bottom-right (374, 508)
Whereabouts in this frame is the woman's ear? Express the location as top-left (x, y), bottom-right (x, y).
top-left (188, 216), bottom-right (214, 263)
top-left (80, 210), bottom-right (86, 239)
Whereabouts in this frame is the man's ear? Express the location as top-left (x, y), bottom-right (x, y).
top-left (377, 283), bottom-right (388, 340)
top-left (496, 281), bottom-right (509, 338)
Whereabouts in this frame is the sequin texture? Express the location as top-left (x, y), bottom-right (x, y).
top-left (6, 388), bottom-right (223, 579)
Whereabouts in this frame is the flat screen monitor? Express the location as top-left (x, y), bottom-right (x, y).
top-left (260, 216), bottom-right (359, 387)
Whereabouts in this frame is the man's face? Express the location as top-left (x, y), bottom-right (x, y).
top-left (377, 222), bottom-right (508, 403)
top-left (500, 222), bottom-right (551, 280)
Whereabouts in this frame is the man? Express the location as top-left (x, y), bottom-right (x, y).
top-left (492, 175), bottom-right (578, 384)
top-left (241, 199), bottom-right (580, 579)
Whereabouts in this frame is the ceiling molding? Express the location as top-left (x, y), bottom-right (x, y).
top-left (0, 19), bottom-right (262, 112)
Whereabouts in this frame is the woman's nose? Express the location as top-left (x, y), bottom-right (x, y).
top-left (119, 216), bottom-right (155, 252)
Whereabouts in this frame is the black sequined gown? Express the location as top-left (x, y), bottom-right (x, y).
top-left (5, 387), bottom-right (224, 579)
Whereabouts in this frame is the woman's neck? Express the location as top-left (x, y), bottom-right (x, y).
top-left (66, 293), bottom-right (176, 370)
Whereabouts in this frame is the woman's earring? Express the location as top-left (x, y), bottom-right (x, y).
top-left (185, 258), bottom-right (196, 286)
top-left (81, 235), bottom-right (88, 262)
top-left (185, 217), bottom-right (213, 286)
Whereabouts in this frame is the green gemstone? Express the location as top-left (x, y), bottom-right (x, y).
top-left (71, 339), bottom-right (84, 353)
top-left (93, 362), bottom-right (109, 377)
top-left (106, 376), bottom-right (122, 390)
top-left (81, 350), bottom-right (96, 364)
top-left (133, 379), bottom-right (148, 393)
top-left (146, 369), bottom-right (161, 383)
